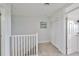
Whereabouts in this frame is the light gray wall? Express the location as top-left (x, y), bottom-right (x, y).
top-left (50, 9), bottom-right (66, 54)
top-left (11, 16), bottom-right (51, 43)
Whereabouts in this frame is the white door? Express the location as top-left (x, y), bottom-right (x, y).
top-left (67, 18), bottom-right (78, 54)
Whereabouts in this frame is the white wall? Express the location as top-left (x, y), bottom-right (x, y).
top-left (0, 4), bottom-right (11, 56)
top-left (50, 4), bottom-right (79, 54)
top-left (11, 16), bottom-right (50, 43)
top-left (50, 9), bottom-right (66, 54)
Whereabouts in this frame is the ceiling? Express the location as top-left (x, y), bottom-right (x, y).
top-left (12, 3), bottom-right (72, 18)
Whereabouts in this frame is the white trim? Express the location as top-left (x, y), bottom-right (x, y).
top-left (50, 41), bottom-right (66, 55)
top-left (38, 40), bottom-right (50, 44)
top-left (0, 4), bottom-right (11, 56)
top-left (0, 6), bottom-right (5, 56)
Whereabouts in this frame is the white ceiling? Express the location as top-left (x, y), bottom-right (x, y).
top-left (12, 3), bottom-right (72, 18)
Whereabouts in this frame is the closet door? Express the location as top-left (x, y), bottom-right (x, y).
top-left (67, 16), bottom-right (78, 54)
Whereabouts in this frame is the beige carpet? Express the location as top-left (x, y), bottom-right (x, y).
top-left (38, 42), bottom-right (79, 56)
top-left (38, 42), bottom-right (63, 56)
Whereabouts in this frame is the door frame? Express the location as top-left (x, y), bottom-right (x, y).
top-left (0, 4), bottom-right (11, 56)
top-left (0, 7), bottom-right (5, 56)
top-left (65, 16), bottom-right (68, 55)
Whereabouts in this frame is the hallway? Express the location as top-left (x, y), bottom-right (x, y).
top-left (38, 42), bottom-right (79, 56)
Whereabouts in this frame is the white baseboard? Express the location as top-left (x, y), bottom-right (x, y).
top-left (50, 41), bottom-right (66, 55)
top-left (38, 40), bottom-right (50, 44)
top-left (38, 40), bottom-right (66, 55)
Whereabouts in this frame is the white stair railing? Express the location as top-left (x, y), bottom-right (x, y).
top-left (10, 33), bottom-right (38, 56)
